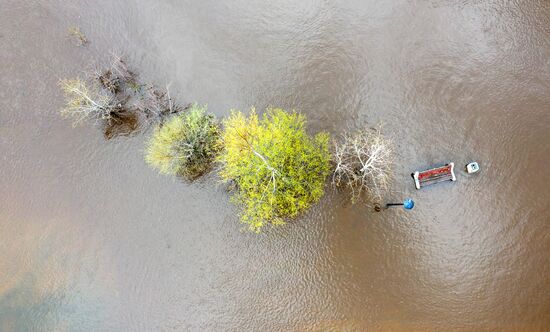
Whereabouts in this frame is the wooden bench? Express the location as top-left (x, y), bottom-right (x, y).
top-left (413, 163), bottom-right (456, 189)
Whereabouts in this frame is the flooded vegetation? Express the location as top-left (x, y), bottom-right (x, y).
top-left (60, 55), bottom-right (185, 139)
top-left (1, 0), bottom-right (549, 330)
top-left (218, 109), bottom-right (332, 232)
top-left (145, 104), bottom-right (220, 179)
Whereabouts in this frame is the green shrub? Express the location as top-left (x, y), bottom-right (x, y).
top-left (218, 108), bottom-right (331, 232)
top-left (145, 104), bottom-right (221, 179)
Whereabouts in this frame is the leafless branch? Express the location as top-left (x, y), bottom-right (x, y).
top-left (95, 54), bottom-right (136, 93)
top-left (59, 78), bottom-right (118, 126)
top-left (332, 126), bottom-right (394, 202)
top-left (235, 129), bottom-right (280, 193)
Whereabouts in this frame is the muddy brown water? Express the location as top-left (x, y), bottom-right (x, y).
top-left (1, 1), bottom-right (550, 331)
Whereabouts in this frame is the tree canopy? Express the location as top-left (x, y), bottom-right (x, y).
top-left (218, 108), bottom-right (331, 232)
top-left (145, 104), bottom-right (221, 179)
top-left (332, 127), bottom-right (394, 202)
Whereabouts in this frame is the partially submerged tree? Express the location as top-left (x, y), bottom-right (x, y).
top-left (145, 104), bottom-right (221, 179)
top-left (59, 78), bottom-right (119, 126)
top-left (332, 127), bottom-right (394, 202)
top-left (218, 108), bottom-right (331, 232)
top-left (96, 55), bottom-right (135, 93)
top-left (60, 55), bottom-right (186, 137)
top-left (133, 84), bottom-right (185, 124)
top-left (97, 56), bottom-right (184, 124)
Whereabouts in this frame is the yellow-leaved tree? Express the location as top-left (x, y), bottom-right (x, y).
top-left (218, 108), bottom-right (331, 232)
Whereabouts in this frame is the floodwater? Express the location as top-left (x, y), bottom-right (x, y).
top-left (1, 0), bottom-right (549, 330)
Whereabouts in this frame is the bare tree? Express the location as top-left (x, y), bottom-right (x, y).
top-left (92, 55), bottom-right (183, 127)
top-left (332, 126), bottom-right (394, 202)
top-left (96, 54), bottom-right (135, 93)
top-left (132, 83), bottom-right (186, 124)
top-left (60, 55), bottom-right (187, 132)
top-left (109, 54), bottom-right (134, 83)
top-left (59, 78), bottom-right (118, 126)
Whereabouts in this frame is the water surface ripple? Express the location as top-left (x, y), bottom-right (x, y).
top-left (1, 0), bottom-right (549, 330)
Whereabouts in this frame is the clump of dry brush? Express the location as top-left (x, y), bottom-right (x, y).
top-left (59, 78), bottom-right (120, 125)
top-left (129, 82), bottom-right (185, 125)
top-left (95, 55), bottom-right (135, 94)
top-left (67, 26), bottom-right (88, 46)
top-left (59, 55), bottom-right (185, 137)
top-left (332, 127), bottom-right (394, 202)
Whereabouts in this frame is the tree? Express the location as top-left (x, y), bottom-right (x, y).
top-left (60, 55), bottom-right (185, 133)
top-left (96, 54), bottom-right (135, 93)
top-left (332, 127), bottom-right (394, 202)
top-left (145, 104), bottom-right (221, 179)
top-left (218, 108), bottom-right (331, 232)
top-left (132, 83), bottom-right (184, 124)
top-left (59, 78), bottom-right (118, 126)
